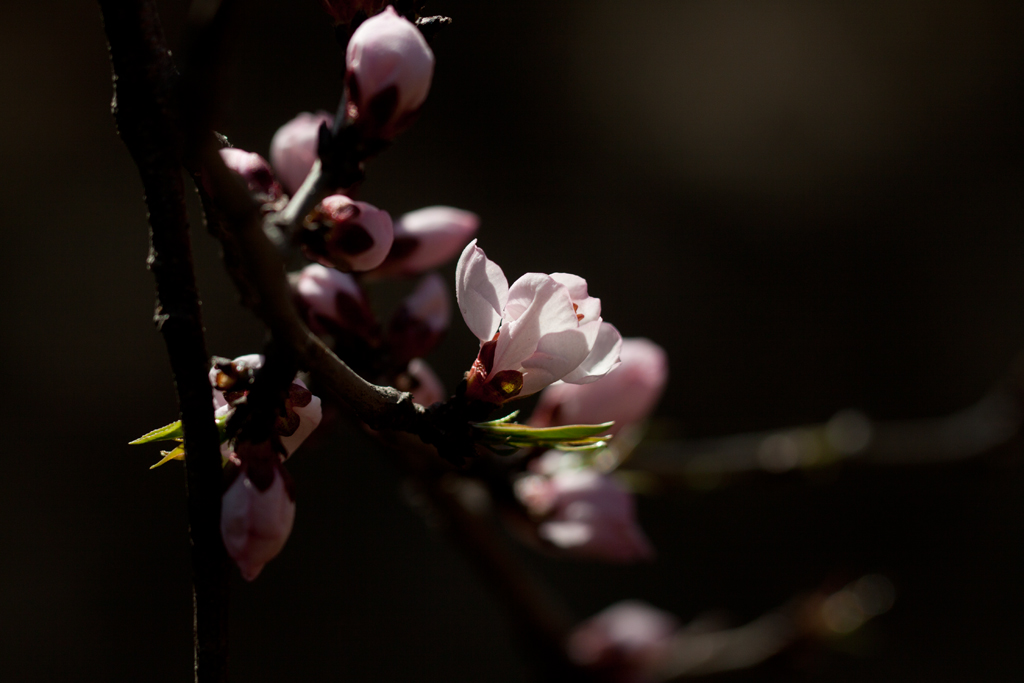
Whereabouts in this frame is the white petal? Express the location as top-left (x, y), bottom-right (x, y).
top-left (550, 272), bottom-right (601, 323)
top-left (561, 322), bottom-right (623, 385)
top-left (455, 240), bottom-right (508, 341)
top-left (519, 328), bottom-right (592, 397)
top-left (491, 274), bottom-right (580, 378)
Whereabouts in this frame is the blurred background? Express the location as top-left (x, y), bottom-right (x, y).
top-left (2, 0), bottom-right (1024, 680)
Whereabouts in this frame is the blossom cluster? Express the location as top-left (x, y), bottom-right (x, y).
top-left (141, 5), bottom-right (671, 588)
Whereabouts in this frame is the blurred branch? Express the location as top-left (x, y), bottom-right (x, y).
top-left (629, 377), bottom-right (1022, 484)
top-left (97, 1), bottom-right (229, 680)
top-left (656, 575), bottom-right (895, 679)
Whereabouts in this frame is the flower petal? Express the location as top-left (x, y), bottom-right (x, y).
top-left (550, 272), bottom-right (601, 323)
top-left (561, 322), bottom-right (623, 385)
top-left (456, 240), bottom-right (508, 341)
top-left (491, 274), bottom-right (581, 379)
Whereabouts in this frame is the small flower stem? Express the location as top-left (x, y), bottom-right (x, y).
top-left (98, 1), bottom-right (229, 680)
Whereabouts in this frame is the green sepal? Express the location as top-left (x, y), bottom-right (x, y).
top-left (129, 420), bottom-right (184, 445)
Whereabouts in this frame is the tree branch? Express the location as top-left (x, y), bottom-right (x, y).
top-left (97, 1), bottom-right (228, 681)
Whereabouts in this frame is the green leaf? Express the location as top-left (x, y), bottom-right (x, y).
top-left (150, 444), bottom-right (186, 469)
top-left (471, 421), bottom-right (614, 441)
top-left (129, 420), bottom-right (184, 445)
top-left (473, 410), bottom-right (521, 426)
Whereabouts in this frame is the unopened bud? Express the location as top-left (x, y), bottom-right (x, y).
top-left (372, 206), bottom-right (479, 277)
top-left (302, 195), bottom-right (394, 272)
top-left (345, 6), bottom-right (434, 139)
top-left (221, 440), bottom-right (296, 581)
top-left (295, 263), bottom-right (379, 342)
top-left (387, 272), bottom-right (449, 364)
top-left (568, 601), bottom-right (679, 681)
top-left (270, 111), bottom-right (334, 194)
top-left (515, 465), bottom-right (654, 563)
top-left (209, 354), bottom-right (322, 457)
top-left (218, 148), bottom-right (283, 203)
top-left (531, 338), bottom-right (668, 436)
top-left (405, 358), bottom-right (446, 407)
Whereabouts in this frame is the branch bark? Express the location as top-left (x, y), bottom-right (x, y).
top-left (98, 2), bottom-right (229, 680)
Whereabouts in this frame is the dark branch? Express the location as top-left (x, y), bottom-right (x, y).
top-left (97, 1), bottom-right (228, 681)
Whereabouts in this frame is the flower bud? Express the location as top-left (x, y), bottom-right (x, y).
top-left (372, 206), bottom-right (479, 277)
top-left (270, 111), bottom-right (334, 194)
top-left (345, 6), bottom-right (434, 139)
top-left (209, 354), bottom-right (323, 457)
top-left (218, 148), bottom-right (283, 203)
top-left (515, 466), bottom-right (654, 563)
top-left (221, 440), bottom-right (296, 581)
top-left (405, 358), bottom-right (447, 407)
top-left (302, 195), bottom-right (394, 272)
top-left (295, 263), bottom-right (379, 343)
top-left (531, 338), bottom-right (668, 436)
top-left (387, 272), bottom-right (450, 364)
top-left (568, 601), bottom-right (679, 682)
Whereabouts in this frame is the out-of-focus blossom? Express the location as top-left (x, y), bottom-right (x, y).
top-left (221, 440), bottom-right (296, 581)
top-left (218, 148), bottom-right (284, 202)
top-left (209, 355), bottom-right (323, 457)
top-left (456, 240), bottom-right (621, 404)
top-left (270, 111), bottom-right (334, 194)
top-left (294, 263), bottom-right (379, 343)
top-left (514, 465), bottom-right (653, 563)
top-left (531, 338), bottom-right (668, 435)
top-left (388, 272), bottom-right (450, 364)
top-left (568, 601), bottom-right (679, 683)
top-left (345, 6), bottom-right (434, 139)
top-left (302, 195), bottom-right (394, 272)
top-left (405, 358), bottom-right (446, 407)
top-left (320, 0), bottom-right (388, 26)
top-left (371, 206), bottom-right (479, 277)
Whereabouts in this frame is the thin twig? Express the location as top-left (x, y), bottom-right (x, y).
top-left (97, 1), bottom-right (229, 680)
top-left (629, 384), bottom-right (1021, 484)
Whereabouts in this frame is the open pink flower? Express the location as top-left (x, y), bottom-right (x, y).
top-left (514, 465), bottom-right (653, 563)
top-left (221, 440), bottom-right (296, 581)
top-left (371, 206), bottom-right (479, 277)
top-left (345, 6), bottom-right (434, 139)
top-left (302, 195), bottom-right (394, 272)
top-left (568, 601), bottom-right (679, 683)
top-left (209, 354), bottom-right (323, 457)
top-left (456, 240), bottom-right (621, 404)
top-left (270, 111), bottom-right (334, 194)
top-left (531, 338), bottom-right (668, 435)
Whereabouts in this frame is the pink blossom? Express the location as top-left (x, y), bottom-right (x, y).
top-left (221, 441), bottom-right (296, 581)
top-left (406, 358), bottom-right (446, 407)
top-left (345, 6), bottom-right (434, 139)
top-left (388, 272), bottom-right (450, 363)
top-left (371, 206), bottom-right (479, 277)
top-left (514, 466), bottom-right (653, 563)
top-left (218, 148), bottom-right (283, 201)
top-left (295, 263), bottom-right (378, 341)
top-left (302, 195), bottom-right (394, 272)
top-left (456, 240), bottom-right (622, 404)
top-left (531, 338), bottom-right (668, 435)
top-left (209, 355), bottom-right (323, 457)
top-left (269, 111), bottom-right (334, 194)
top-left (568, 601), bottom-right (679, 683)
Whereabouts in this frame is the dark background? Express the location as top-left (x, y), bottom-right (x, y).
top-left (2, 1), bottom-right (1024, 680)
